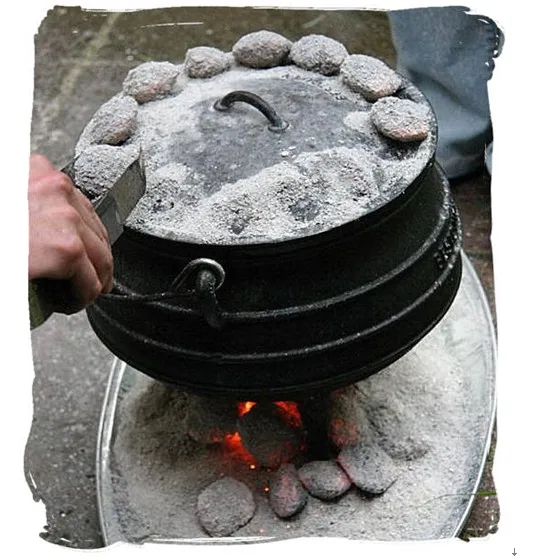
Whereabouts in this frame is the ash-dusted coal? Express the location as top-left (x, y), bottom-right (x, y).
top-left (237, 403), bottom-right (304, 469)
top-left (184, 46), bottom-right (231, 79)
top-left (232, 30), bottom-right (292, 69)
top-left (185, 395), bottom-right (237, 444)
top-left (371, 97), bottom-right (431, 142)
top-left (122, 61), bottom-right (180, 104)
top-left (297, 461), bottom-right (352, 501)
top-left (338, 442), bottom-right (397, 495)
top-left (289, 35), bottom-right (348, 76)
top-left (76, 94), bottom-right (138, 149)
top-left (73, 144), bottom-right (139, 200)
top-left (268, 463), bottom-right (308, 519)
top-left (327, 385), bottom-right (368, 449)
top-left (341, 54), bottom-right (402, 101)
top-left (197, 477), bottom-right (256, 537)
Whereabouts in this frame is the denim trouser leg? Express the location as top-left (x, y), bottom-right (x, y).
top-left (388, 7), bottom-right (502, 179)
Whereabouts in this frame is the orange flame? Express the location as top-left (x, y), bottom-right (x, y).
top-left (222, 432), bottom-right (257, 466)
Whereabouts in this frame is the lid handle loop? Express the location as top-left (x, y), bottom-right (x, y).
top-left (213, 90), bottom-right (289, 132)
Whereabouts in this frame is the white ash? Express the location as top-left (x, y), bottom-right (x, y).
top-left (371, 96), bottom-right (431, 142)
top-left (73, 143), bottom-right (139, 200)
top-left (114, 380), bottom-right (197, 466)
top-left (268, 463), bottom-right (308, 519)
top-left (343, 110), bottom-right (385, 149)
top-left (172, 63), bottom-right (189, 94)
top-left (284, 65), bottom-right (369, 107)
top-left (197, 477), bottom-right (256, 537)
top-left (289, 34), bottom-right (348, 76)
top-left (340, 54), bottom-right (402, 101)
top-left (125, 162), bottom-right (206, 237)
top-left (297, 460), bottom-right (352, 501)
top-left (359, 394), bottom-right (430, 460)
top-left (77, 63), bottom-right (435, 244)
top-left (173, 153), bottom-right (368, 245)
top-left (122, 61), bottom-right (180, 104)
top-left (337, 441), bottom-right (398, 495)
top-left (184, 46), bottom-right (231, 79)
top-left (76, 94), bottom-right (138, 150)
top-left (232, 30), bottom-right (292, 69)
top-left (138, 146), bottom-right (385, 245)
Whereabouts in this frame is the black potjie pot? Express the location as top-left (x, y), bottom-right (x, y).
top-left (87, 155), bottom-right (462, 400)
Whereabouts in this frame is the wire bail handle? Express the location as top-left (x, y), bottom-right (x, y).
top-left (100, 257), bottom-right (226, 329)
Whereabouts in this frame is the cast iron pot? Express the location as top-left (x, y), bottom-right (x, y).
top-left (87, 155), bottom-right (462, 400)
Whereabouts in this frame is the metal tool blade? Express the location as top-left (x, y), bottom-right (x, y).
top-left (92, 158), bottom-right (146, 245)
top-left (63, 155), bottom-right (146, 245)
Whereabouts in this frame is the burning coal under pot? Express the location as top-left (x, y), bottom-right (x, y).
top-left (73, 36), bottom-right (462, 409)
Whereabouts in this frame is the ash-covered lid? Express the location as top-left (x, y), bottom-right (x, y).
top-left (74, 32), bottom-right (436, 245)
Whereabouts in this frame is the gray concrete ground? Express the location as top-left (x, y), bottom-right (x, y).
top-left (26, 6), bottom-right (498, 548)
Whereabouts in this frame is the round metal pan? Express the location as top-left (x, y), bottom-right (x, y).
top-left (96, 253), bottom-right (496, 544)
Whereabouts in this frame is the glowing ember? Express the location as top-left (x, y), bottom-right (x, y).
top-left (222, 400), bottom-right (306, 468)
top-left (329, 418), bottom-right (359, 449)
top-left (237, 401), bottom-right (256, 416)
top-left (236, 401), bottom-right (302, 428)
top-left (274, 401), bottom-right (303, 428)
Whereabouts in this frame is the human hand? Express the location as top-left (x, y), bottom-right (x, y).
top-left (28, 153), bottom-right (114, 315)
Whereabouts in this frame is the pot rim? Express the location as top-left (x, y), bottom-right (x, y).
top-left (121, 157), bottom-right (439, 262)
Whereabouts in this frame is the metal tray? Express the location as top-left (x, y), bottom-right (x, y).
top-left (96, 253), bottom-right (496, 545)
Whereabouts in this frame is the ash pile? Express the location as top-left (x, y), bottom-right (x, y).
top-left (111, 331), bottom-right (469, 542)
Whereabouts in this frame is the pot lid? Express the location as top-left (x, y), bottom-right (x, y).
top-left (74, 32), bottom-right (437, 245)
